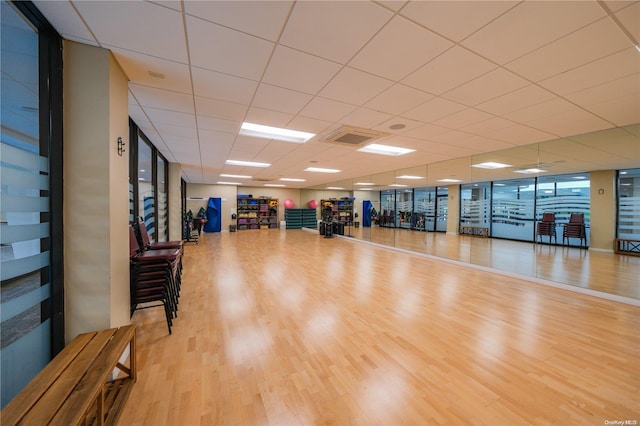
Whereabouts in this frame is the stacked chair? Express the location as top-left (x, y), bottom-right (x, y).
top-left (536, 212), bottom-right (557, 244)
top-left (563, 212), bottom-right (587, 248)
top-left (129, 219), bottom-right (184, 334)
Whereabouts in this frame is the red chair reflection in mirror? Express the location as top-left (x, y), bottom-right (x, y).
top-left (563, 212), bottom-right (587, 248)
top-left (536, 212), bottom-right (556, 244)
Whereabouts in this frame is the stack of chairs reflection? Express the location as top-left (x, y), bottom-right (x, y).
top-left (536, 212), bottom-right (557, 244)
top-left (129, 223), bottom-right (183, 334)
top-left (563, 212), bottom-right (587, 248)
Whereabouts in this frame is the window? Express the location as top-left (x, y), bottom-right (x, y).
top-left (491, 179), bottom-right (535, 241)
top-left (380, 190), bottom-right (396, 228)
top-left (137, 135), bottom-right (155, 241)
top-left (396, 190), bottom-right (413, 229)
top-left (536, 173), bottom-right (590, 247)
top-left (435, 187), bottom-right (448, 232)
top-left (1, 0), bottom-right (63, 407)
top-left (156, 154), bottom-right (167, 242)
top-left (618, 169), bottom-right (640, 239)
top-left (129, 120), bottom-right (170, 242)
top-left (460, 182), bottom-right (491, 229)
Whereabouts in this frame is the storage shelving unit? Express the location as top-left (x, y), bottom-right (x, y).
top-left (237, 197), bottom-right (278, 230)
top-left (321, 198), bottom-right (354, 226)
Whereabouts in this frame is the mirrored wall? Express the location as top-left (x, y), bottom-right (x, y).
top-left (308, 124), bottom-right (640, 300)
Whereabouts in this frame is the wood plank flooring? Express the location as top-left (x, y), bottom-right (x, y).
top-left (355, 226), bottom-right (640, 299)
top-left (120, 229), bottom-right (640, 425)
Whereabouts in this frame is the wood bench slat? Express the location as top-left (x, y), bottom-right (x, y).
top-left (0, 332), bottom-right (96, 425)
top-left (18, 328), bottom-right (118, 426)
top-left (49, 325), bottom-right (135, 426)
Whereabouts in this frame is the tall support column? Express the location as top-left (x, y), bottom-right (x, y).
top-left (63, 41), bottom-right (130, 341)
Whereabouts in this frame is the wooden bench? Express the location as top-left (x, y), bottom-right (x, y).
top-left (459, 225), bottom-right (489, 238)
top-left (1, 325), bottom-right (136, 426)
top-left (615, 238), bottom-right (640, 256)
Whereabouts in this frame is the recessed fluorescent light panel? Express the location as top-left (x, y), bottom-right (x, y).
top-left (326, 186), bottom-right (344, 190)
top-left (220, 174), bottom-right (252, 179)
top-left (472, 162), bottom-right (512, 169)
top-left (304, 167), bottom-right (341, 173)
top-left (264, 184), bottom-right (285, 187)
top-left (396, 175), bottom-right (424, 180)
top-left (240, 122), bottom-right (315, 143)
top-left (437, 178), bottom-right (462, 183)
top-left (357, 143), bottom-right (415, 156)
top-left (355, 182), bottom-right (375, 185)
top-left (514, 168), bottom-right (546, 174)
top-left (279, 178), bottom-right (306, 182)
top-left (225, 160), bottom-right (270, 168)
top-left (217, 181), bottom-right (242, 185)
top-left (389, 184), bottom-right (407, 187)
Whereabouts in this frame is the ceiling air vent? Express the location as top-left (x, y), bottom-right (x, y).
top-left (322, 125), bottom-right (389, 146)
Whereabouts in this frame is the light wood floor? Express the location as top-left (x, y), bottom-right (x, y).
top-left (353, 226), bottom-right (640, 299)
top-left (120, 229), bottom-right (640, 425)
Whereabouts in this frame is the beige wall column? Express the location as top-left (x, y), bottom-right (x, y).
top-left (589, 170), bottom-right (616, 253)
top-left (168, 162), bottom-right (182, 241)
top-left (63, 41), bottom-right (130, 341)
top-left (447, 185), bottom-right (460, 235)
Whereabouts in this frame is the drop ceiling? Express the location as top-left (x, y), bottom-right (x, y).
top-left (33, 0), bottom-right (640, 188)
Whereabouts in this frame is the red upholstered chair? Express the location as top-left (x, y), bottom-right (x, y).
top-left (563, 213), bottom-right (587, 248)
top-left (536, 212), bottom-right (556, 244)
top-left (136, 217), bottom-right (183, 252)
top-left (129, 225), bottom-right (182, 334)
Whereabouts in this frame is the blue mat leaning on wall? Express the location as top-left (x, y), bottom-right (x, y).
top-left (204, 197), bottom-right (221, 232)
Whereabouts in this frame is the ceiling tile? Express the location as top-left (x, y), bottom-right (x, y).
top-left (505, 18), bottom-right (632, 82)
top-left (112, 50), bottom-right (192, 94)
top-left (319, 67), bottom-right (394, 105)
top-left (614, 1), bottom-right (640, 41)
top-left (129, 84), bottom-right (194, 114)
top-left (251, 84), bottom-right (313, 115)
top-left (461, 1), bottom-right (605, 64)
top-left (442, 68), bottom-right (530, 106)
top-left (483, 123), bottom-right (558, 145)
top-left (448, 135), bottom-right (515, 153)
top-left (299, 97), bottom-right (357, 123)
top-left (244, 107), bottom-right (293, 128)
top-left (154, 122), bottom-right (198, 140)
top-left (459, 116), bottom-right (517, 135)
top-left (286, 116), bottom-right (334, 135)
top-left (33, 1), bottom-right (96, 43)
top-left (145, 107), bottom-right (196, 129)
top-left (195, 96), bottom-right (248, 122)
top-left (339, 108), bottom-right (393, 129)
top-left (191, 67), bottom-right (257, 104)
top-left (567, 73), bottom-right (640, 106)
top-left (279, 1), bottom-right (392, 64)
top-left (184, 1), bottom-right (293, 41)
top-left (186, 16), bottom-right (274, 80)
top-left (538, 47), bottom-right (640, 96)
top-left (402, 123), bottom-right (452, 140)
top-left (73, 1), bottom-right (188, 63)
top-left (262, 45), bottom-right (342, 95)
top-left (365, 84), bottom-right (434, 115)
top-left (400, 1), bottom-right (519, 42)
top-left (403, 97), bottom-right (467, 122)
top-left (603, 1), bottom-right (637, 12)
top-left (525, 106), bottom-right (613, 137)
top-left (349, 15), bottom-right (452, 81)
top-left (475, 85), bottom-right (557, 116)
top-left (432, 108), bottom-right (495, 130)
top-left (402, 46), bottom-right (497, 95)
top-left (197, 115), bottom-right (241, 134)
top-left (374, 117), bottom-right (423, 135)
